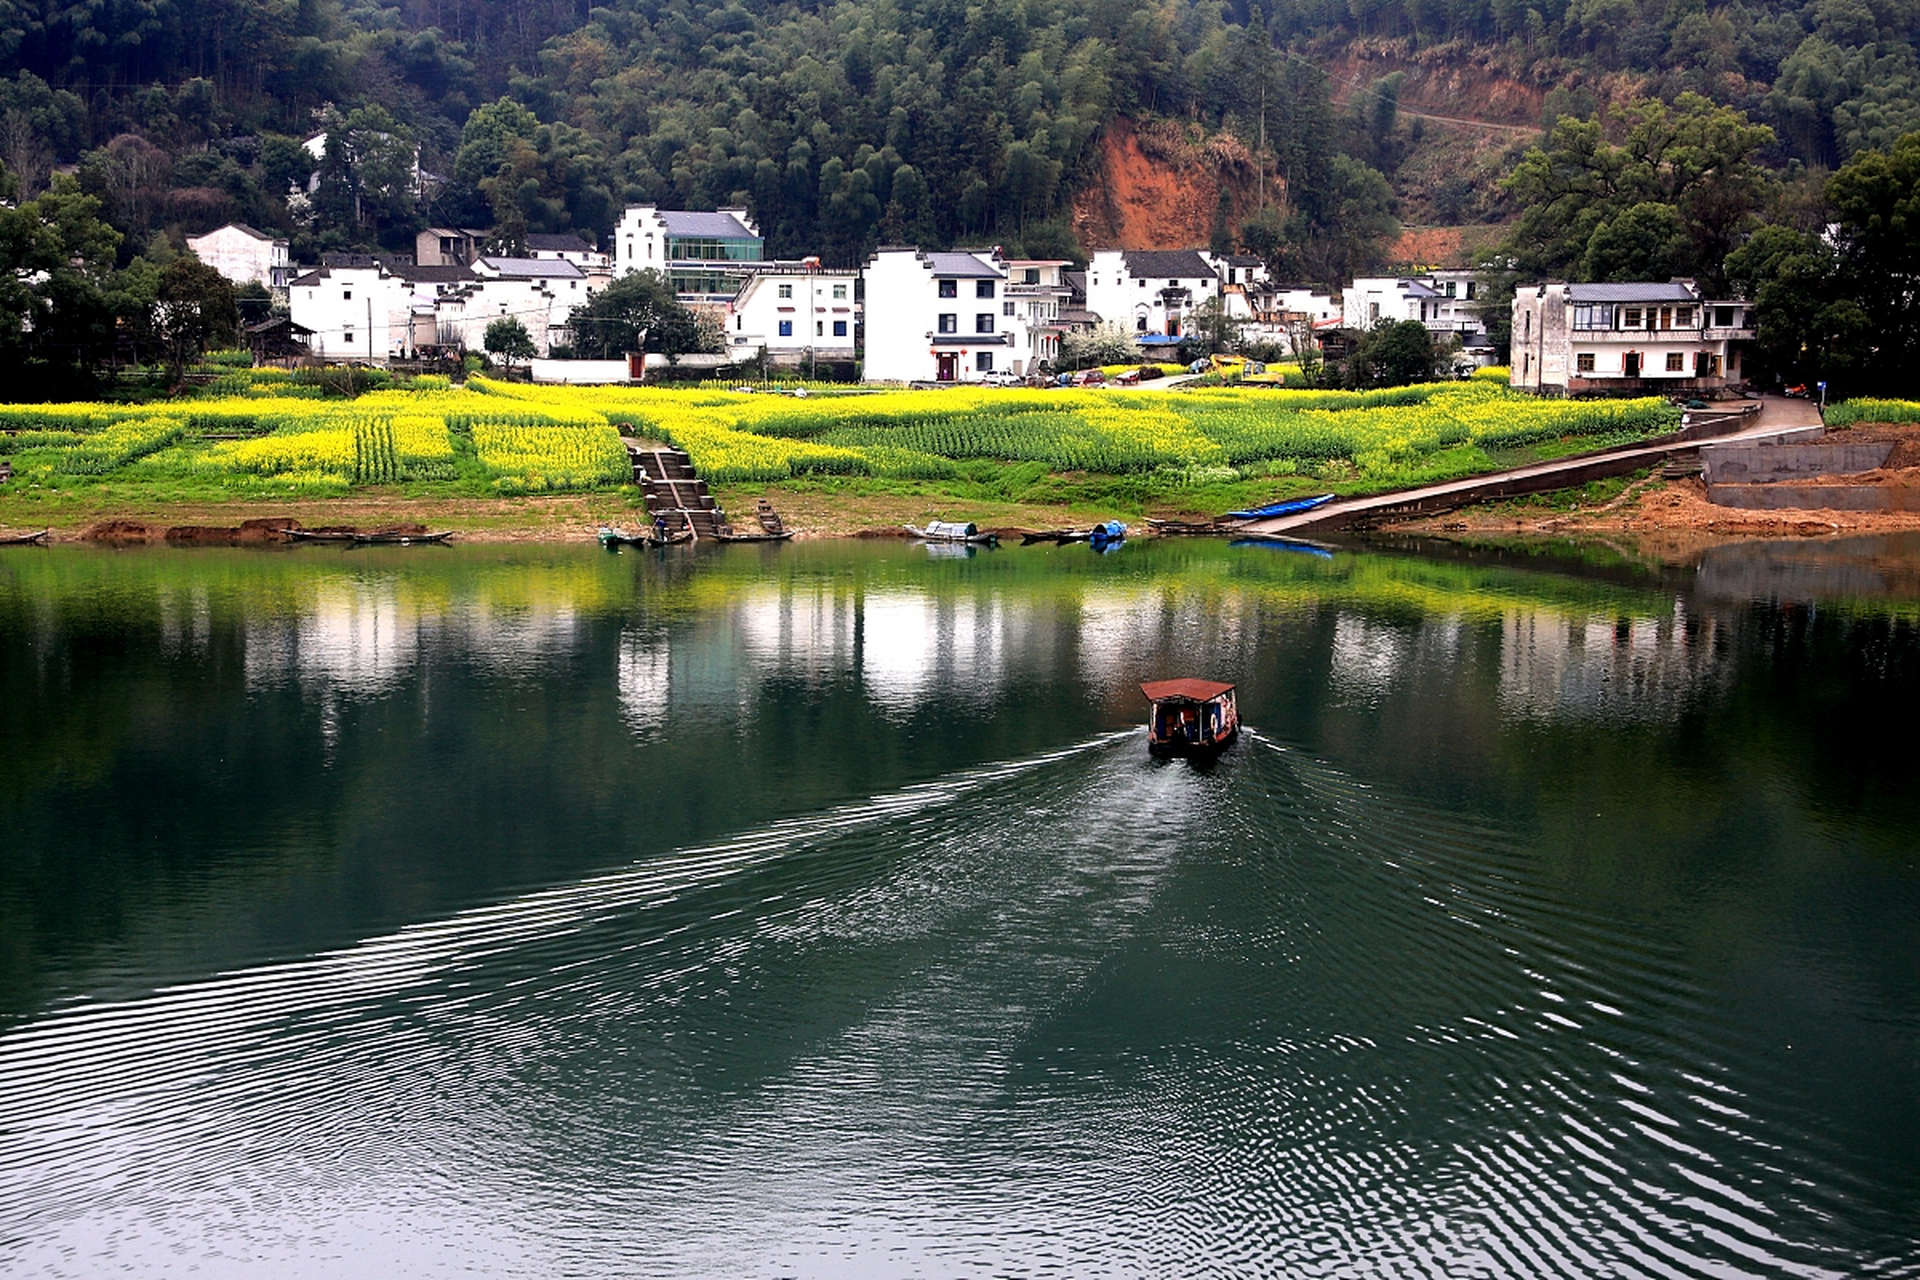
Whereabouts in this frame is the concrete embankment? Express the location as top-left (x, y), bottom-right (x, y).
top-left (1236, 398), bottom-right (1819, 538)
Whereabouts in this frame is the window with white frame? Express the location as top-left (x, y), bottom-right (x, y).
top-left (778, 283), bottom-right (792, 299)
top-left (1002, 301), bottom-right (1015, 316)
top-left (833, 284), bottom-right (847, 299)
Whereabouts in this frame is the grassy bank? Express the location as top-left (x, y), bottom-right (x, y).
top-left (0, 372), bottom-right (1679, 535)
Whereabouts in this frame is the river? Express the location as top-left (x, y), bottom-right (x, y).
top-left (0, 535), bottom-right (1915, 1277)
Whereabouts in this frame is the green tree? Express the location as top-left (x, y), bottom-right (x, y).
top-left (153, 257), bottom-right (240, 385)
top-left (570, 272), bottom-right (699, 360)
top-left (484, 316), bottom-right (538, 369)
top-left (1345, 320), bottom-right (1440, 388)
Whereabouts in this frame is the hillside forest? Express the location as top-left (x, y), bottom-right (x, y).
top-left (0, 0), bottom-right (1915, 391)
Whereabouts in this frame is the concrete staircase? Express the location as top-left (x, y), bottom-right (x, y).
top-left (629, 445), bottom-right (725, 539)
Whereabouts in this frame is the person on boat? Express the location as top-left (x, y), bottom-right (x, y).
top-left (654, 514), bottom-right (668, 540)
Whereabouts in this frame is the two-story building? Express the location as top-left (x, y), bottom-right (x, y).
top-left (416, 228), bottom-right (488, 268)
top-left (863, 247), bottom-right (1025, 383)
top-left (1510, 281), bottom-right (1755, 395)
top-left (187, 223), bottom-right (295, 294)
top-left (1345, 272), bottom-right (1496, 365)
top-left (1084, 250), bottom-right (1219, 343)
top-left (726, 260), bottom-right (860, 365)
top-left (613, 206), bottom-right (764, 304)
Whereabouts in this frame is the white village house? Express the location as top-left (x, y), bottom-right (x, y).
top-left (186, 223), bottom-right (294, 294)
top-left (726, 260), bottom-right (859, 365)
top-left (1083, 250), bottom-right (1219, 348)
top-left (862, 247), bottom-right (1030, 383)
top-left (1510, 281), bottom-right (1755, 395)
top-left (289, 256), bottom-right (599, 361)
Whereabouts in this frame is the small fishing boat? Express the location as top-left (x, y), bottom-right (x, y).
top-left (904, 520), bottom-right (998, 546)
top-left (1021, 520), bottom-right (1125, 547)
top-left (1142, 679), bottom-right (1240, 757)
top-left (0, 528), bottom-right (50, 545)
top-left (1223, 493), bottom-right (1337, 521)
top-left (288, 528), bottom-right (452, 545)
top-left (600, 525), bottom-right (695, 548)
top-left (714, 527), bottom-right (794, 542)
top-left (350, 530), bottom-right (453, 545)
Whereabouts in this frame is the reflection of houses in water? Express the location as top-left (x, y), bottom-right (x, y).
top-left (450, 606), bottom-right (588, 679)
top-left (156, 586), bottom-right (214, 659)
top-left (1498, 604), bottom-right (1728, 721)
top-left (1075, 587), bottom-right (1254, 695)
top-left (1328, 612), bottom-right (1467, 707)
top-left (244, 583), bottom-right (421, 698)
top-left (616, 629), bottom-right (671, 738)
top-left (615, 583), bottom-right (1090, 728)
top-left (863, 588), bottom-right (1049, 717)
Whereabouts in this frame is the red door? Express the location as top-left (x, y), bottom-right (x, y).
top-left (936, 353), bottom-right (957, 382)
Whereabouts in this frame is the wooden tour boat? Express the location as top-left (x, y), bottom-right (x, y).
top-left (1142, 679), bottom-right (1240, 757)
top-left (0, 528), bottom-right (51, 546)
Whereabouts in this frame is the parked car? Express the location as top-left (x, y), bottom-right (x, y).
top-left (981, 370), bottom-right (1022, 387)
top-left (1109, 367), bottom-right (1142, 385)
top-left (1072, 368), bottom-right (1106, 387)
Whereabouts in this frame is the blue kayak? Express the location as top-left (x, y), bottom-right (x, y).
top-left (1225, 493), bottom-right (1336, 521)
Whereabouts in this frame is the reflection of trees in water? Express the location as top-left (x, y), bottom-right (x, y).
top-left (1497, 604), bottom-right (1733, 724)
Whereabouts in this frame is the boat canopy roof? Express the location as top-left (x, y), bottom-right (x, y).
top-left (1141, 678), bottom-right (1235, 703)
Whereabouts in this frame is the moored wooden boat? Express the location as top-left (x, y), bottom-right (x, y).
top-left (904, 520), bottom-right (998, 546)
top-left (289, 528), bottom-right (452, 545)
top-left (1142, 678), bottom-right (1240, 757)
top-left (714, 527), bottom-right (794, 542)
top-left (600, 524), bottom-right (695, 548)
top-left (0, 528), bottom-right (51, 545)
top-left (351, 530), bottom-right (452, 544)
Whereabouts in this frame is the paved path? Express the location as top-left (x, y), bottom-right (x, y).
top-left (1234, 396), bottom-right (1824, 537)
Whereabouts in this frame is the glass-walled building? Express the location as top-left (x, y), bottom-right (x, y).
top-left (614, 206), bottom-right (765, 304)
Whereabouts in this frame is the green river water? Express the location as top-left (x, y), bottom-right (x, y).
top-left (0, 534), bottom-right (1915, 1277)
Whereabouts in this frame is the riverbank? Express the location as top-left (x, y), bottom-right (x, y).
top-left (14, 467), bottom-right (1920, 546)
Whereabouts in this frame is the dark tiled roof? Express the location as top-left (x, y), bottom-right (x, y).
top-left (1121, 250), bottom-right (1214, 280)
top-left (526, 233), bottom-right (595, 252)
top-left (925, 251), bottom-right (1001, 278)
top-left (1062, 270), bottom-right (1087, 302)
top-left (392, 264), bottom-right (475, 283)
top-left (475, 257), bottom-right (585, 279)
top-left (1567, 281), bottom-right (1700, 303)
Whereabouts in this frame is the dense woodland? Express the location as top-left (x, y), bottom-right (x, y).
top-left (0, 0), bottom-right (1915, 389)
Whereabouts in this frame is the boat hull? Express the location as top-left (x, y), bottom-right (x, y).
top-left (1146, 724), bottom-right (1239, 757)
